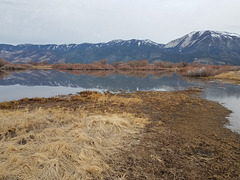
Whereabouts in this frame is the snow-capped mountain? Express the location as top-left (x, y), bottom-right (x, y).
top-left (163, 30), bottom-right (240, 64)
top-left (0, 39), bottom-right (164, 64)
top-left (165, 30), bottom-right (240, 49)
top-left (0, 30), bottom-right (240, 65)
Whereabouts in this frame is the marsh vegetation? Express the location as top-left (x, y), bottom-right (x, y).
top-left (1, 57), bottom-right (240, 84)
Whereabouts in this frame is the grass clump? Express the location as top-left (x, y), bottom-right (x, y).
top-left (211, 70), bottom-right (240, 83)
top-left (0, 107), bottom-right (147, 179)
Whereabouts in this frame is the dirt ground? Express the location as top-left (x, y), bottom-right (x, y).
top-left (0, 90), bottom-right (239, 179)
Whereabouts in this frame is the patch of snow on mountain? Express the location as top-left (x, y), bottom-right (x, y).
top-left (216, 31), bottom-right (240, 38)
top-left (142, 39), bottom-right (159, 46)
top-left (211, 33), bottom-right (221, 38)
top-left (108, 39), bottom-right (125, 44)
top-left (138, 42), bottom-right (141, 46)
top-left (125, 40), bottom-right (135, 44)
top-left (210, 31), bottom-right (240, 39)
top-left (165, 31), bottom-right (201, 49)
top-left (180, 32), bottom-right (198, 48)
top-left (198, 31), bottom-right (205, 37)
top-left (164, 38), bottom-right (182, 48)
top-left (66, 45), bottom-right (72, 50)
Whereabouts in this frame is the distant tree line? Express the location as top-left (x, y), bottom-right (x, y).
top-left (0, 58), bottom-right (33, 70)
top-left (1, 57), bottom-right (240, 77)
top-left (52, 59), bottom-right (188, 71)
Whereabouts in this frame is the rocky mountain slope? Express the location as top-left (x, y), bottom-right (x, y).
top-left (163, 30), bottom-right (240, 64)
top-left (1, 30), bottom-right (240, 65)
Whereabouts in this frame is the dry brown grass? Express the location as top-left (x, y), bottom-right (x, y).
top-left (0, 91), bottom-right (239, 179)
top-left (70, 91), bottom-right (142, 107)
top-left (211, 70), bottom-right (240, 83)
top-left (0, 107), bottom-right (147, 179)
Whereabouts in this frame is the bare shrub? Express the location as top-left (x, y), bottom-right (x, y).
top-left (189, 62), bottom-right (203, 67)
top-left (0, 58), bottom-right (9, 67)
top-left (117, 63), bottom-right (132, 70)
top-left (185, 65), bottom-right (229, 77)
top-left (93, 59), bottom-right (108, 65)
top-left (176, 62), bottom-right (188, 68)
top-left (126, 60), bottom-right (149, 69)
top-left (152, 60), bottom-right (174, 68)
top-left (112, 62), bottom-right (122, 68)
top-left (52, 61), bottom-right (115, 70)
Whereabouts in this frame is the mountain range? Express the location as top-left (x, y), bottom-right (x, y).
top-left (1, 30), bottom-right (240, 65)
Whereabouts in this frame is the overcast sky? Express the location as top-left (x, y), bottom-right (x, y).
top-left (0, 0), bottom-right (240, 45)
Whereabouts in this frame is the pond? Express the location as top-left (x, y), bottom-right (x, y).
top-left (0, 70), bottom-right (240, 133)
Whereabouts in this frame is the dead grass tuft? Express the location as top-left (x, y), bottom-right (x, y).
top-left (0, 107), bottom-right (147, 179)
top-left (71, 91), bottom-right (142, 105)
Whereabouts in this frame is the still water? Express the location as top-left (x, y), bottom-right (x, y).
top-left (0, 70), bottom-right (240, 133)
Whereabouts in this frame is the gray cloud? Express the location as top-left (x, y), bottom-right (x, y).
top-left (0, 0), bottom-right (240, 44)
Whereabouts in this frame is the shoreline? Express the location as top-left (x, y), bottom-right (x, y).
top-left (0, 90), bottom-right (239, 179)
top-left (2, 66), bottom-right (240, 83)
top-left (203, 70), bottom-right (240, 84)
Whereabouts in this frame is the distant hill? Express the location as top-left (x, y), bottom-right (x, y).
top-left (1, 30), bottom-right (240, 65)
top-left (0, 40), bottom-right (164, 64)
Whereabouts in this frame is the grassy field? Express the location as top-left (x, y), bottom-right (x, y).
top-left (0, 91), bottom-right (239, 179)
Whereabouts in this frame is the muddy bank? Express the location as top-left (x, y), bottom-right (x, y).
top-left (108, 91), bottom-right (240, 179)
top-left (0, 90), bottom-right (239, 179)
